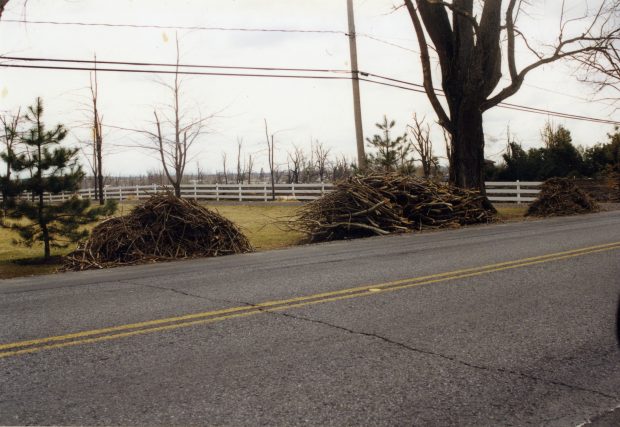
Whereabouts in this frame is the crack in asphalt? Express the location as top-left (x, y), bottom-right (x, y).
top-left (112, 285), bottom-right (619, 403)
top-left (131, 282), bottom-right (215, 301)
top-left (231, 300), bottom-right (618, 402)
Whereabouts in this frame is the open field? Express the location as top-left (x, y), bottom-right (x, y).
top-left (1, 203), bottom-right (526, 280)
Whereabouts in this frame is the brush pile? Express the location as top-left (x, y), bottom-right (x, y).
top-left (63, 194), bottom-right (253, 271)
top-left (292, 173), bottom-right (496, 242)
top-left (574, 173), bottom-right (620, 203)
top-left (527, 177), bottom-right (599, 217)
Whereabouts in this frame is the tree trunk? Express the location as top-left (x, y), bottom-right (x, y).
top-left (38, 191), bottom-right (51, 260)
top-left (449, 103), bottom-right (486, 194)
top-left (173, 182), bottom-right (181, 197)
top-left (97, 142), bottom-right (104, 205)
top-left (43, 225), bottom-right (51, 260)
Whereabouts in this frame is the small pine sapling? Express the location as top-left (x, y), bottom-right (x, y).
top-left (4, 97), bottom-right (116, 260)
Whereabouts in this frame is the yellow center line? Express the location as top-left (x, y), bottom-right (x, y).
top-left (1, 241), bottom-right (619, 359)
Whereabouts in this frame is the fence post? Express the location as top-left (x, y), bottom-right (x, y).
top-left (193, 182), bottom-right (197, 200)
top-left (216, 183), bottom-right (219, 202)
top-left (238, 183), bottom-right (242, 202)
top-left (292, 183), bottom-right (296, 200)
top-left (104, 186), bottom-right (107, 201)
top-left (119, 187), bottom-right (123, 201)
top-left (321, 182), bottom-right (325, 195)
top-left (136, 185), bottom-right (139, 198)
top-left (152, 183), bottom-right (157, 194)
top-left (87, 187), bottom-right (92, 199)
top-left (516, 180), bottom-right (521, 205)
top-left (264, 183), bottom-right (268, 202)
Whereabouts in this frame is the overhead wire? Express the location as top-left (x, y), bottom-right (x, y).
top-left (4, 17), bottom-right (615, 109)
top-left (0, 55), bottom-right (618, 126)
top-left (0, 18), bottom-right (347, 35)
top-left (0, 55), bottom-right (352, 74)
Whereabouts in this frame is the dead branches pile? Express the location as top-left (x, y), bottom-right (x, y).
top-left (63, 194), bottom-right (253, 271)
top-left (573, 173), bottom-right (620, 203)
top-left (527, 177), bottom-right (599, 217)
top-left (292, 173), bottom-right (496, 242)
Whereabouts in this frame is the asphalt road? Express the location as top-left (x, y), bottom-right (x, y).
top-left (1, 211), bottom-right (620, 426)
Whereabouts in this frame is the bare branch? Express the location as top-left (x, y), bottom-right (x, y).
top-left (484, 2), bottom-right (620, 110)
top-left (404, 0), bottom-right (452, 130)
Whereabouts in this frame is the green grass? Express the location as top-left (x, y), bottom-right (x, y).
top-left (495, 205), bottom-right (529, 221)
top-left (1, 202), bottom-right (528, 280)
top-left (205, 204), bottom-right (303, 250)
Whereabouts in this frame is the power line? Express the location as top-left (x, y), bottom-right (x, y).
top-left (3, 17), bottom-right (424, 55)
top-left (4, 17), bottom-right (614, 110)
top-left (1, 18), bottom-right (347, 35)
top-left (0, 62), bottom-right (352, 81)
top-left (0, 55), bottom-right (352, 75)
top-left (4, 16), bottom-right (615, 108)
top-left (364, 72), bottom-right (619, 125)
top-left (357, 33), bottom-right (420, 54)
top-left (1, 56), bottom-right (617, 126)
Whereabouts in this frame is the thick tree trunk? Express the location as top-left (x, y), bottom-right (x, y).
top-left (173, 182), bottom-right (181, 198)
top-left (449, 103), bottom-right (486, 194)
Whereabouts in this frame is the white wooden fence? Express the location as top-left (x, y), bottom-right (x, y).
top-left (42, 180), bottom-right (541, 204)
top-left (485, 181), bottom-right (542, 203)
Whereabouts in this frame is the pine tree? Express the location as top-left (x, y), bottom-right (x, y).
top-left (366, 116), bottom-right (412, 173)
top-left (5, 98), bottom-right (115, 260)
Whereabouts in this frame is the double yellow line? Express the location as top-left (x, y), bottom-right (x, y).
top-left (2, 241), bottom-right (619, 359)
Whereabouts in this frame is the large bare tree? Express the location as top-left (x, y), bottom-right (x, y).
top-left (404, 0), bottom-right (619, 191)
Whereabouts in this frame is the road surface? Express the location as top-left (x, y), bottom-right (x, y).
top-left (1, 211), bottom-right (620, 426)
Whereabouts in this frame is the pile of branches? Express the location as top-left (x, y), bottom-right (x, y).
top-left (292, 173), bottom-right (496, 242)
top-left (527, 177), bottom-right (599, 217)
top-left (574, 173), bottom-right (620, 203)
top-left (63, 194), bottom-right (253, 271)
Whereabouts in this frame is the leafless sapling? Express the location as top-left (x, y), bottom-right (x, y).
top-left (408, 114), bottom-right (437, 178)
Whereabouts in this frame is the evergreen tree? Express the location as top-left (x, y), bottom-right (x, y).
top-left (5, 98), bottom-right (115, 260)
top-left (366, 116), bottom-right (413, 173)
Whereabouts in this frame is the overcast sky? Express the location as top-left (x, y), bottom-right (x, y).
top-left (1, 0), bottom-right (618, 176)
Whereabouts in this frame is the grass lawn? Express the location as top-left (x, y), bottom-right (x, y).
top-left (0, 203), bottom-right (525, 280)
top-left (205, 203), bottom-right (304, 250)
top-left (495, 204), bottom-right (529, 221)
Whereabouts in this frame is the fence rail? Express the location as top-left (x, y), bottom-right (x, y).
top-left (41, 181), bottom-right (541, 204)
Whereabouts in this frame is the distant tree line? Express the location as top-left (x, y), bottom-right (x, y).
top-left (487, 123), bottom-right (620, 181)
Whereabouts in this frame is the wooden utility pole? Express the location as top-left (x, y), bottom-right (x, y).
top-left (347, 0), bottom-right (366, 169)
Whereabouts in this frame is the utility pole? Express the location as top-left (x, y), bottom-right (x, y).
top-left (347, 0), bottom-right (366, 170)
